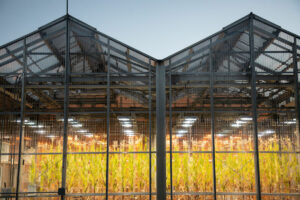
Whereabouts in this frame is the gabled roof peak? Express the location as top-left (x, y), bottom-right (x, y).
top-left (1, 12), bottom-right (299, 61)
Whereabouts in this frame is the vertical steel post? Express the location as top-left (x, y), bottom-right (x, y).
top-left (60, 16), bottom-right (70, 200)
top-left (148, 59), bottom-right (152, 199)
top-left (209, 39), bottom-right (217, 200)
top-left (168, 60), bottom-right (173, 200)
top-left (249, 14), bottom-right (262, 200)
top-left (156, 64), bottom-right (166, 200)
top-left (16, 39), bottom-right (27, 200)
top-left (292, 38), bottom-right (300, 150)
top-left (105, 39), bottom-right (111, 200)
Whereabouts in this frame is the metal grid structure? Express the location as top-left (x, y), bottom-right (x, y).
top-left (0, 13), bottom-right (299, 200)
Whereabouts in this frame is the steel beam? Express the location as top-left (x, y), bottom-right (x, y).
top-left (15, 39), bottom-right (27, 200)
top-left (148, 59), bottom-right (152, 200)
top-left (156, 65), bottom-right (166, 200)
top-left (168, 60), bottom-right (173, 200)
top-left (105, 39), bottom-right (111, 200)
top-left (249, 14), bottom-right (262, 200)
top-left (25, 73), bottom-right (295, 83)
top-left (209, 39), bottom-right (217, 200)
top-left (60, 17), bottom-right (70, 200)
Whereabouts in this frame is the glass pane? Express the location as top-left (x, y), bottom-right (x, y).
top-left (170, 153), bottom-right (213, 193)
top-left (108, 153), bottom-right (149, 193)
top-left (66, 154), bottom-right (106, 193)
top-left (20, 154), bottom-right (62, 193)
top-left (215, 153), bottom-right (255, 193)
top-left (0, 154), bottom-right (18, 195)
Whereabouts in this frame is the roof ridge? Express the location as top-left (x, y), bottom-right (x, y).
top-left (0, 13), bottom-right (299, 60)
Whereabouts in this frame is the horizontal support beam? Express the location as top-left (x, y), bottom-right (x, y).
top-left (21, 73), bottom-right (295, 83)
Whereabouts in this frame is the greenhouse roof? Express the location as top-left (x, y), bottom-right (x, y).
top-left (0, 13), bottom-right (300, 113)
top-left (0, 12), bottom-right (299, 77)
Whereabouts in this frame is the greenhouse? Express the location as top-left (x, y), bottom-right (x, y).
top-left (0, 12), bottom-right (299, 200)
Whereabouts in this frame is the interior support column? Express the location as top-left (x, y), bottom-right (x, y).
top-left (16, 38), bottom-right (27, 200)
top-left (209, 39), bottom-right (217, 200)
top-left (60, 15), bottom-right (70, 200)
top-left (249, 14), bottom-right (262, 200)
top-left (156, 65), bottom-right (166, 200)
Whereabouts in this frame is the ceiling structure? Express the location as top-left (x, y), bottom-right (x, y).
top-left (0, 13), bottom-right (299, 115)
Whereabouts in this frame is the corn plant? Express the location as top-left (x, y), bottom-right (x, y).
top-left (27, 135), bottom-right (299, 197)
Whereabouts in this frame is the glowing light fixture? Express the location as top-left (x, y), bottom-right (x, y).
top-left (118, 116), bottom-right (130, 121)
top-left (240, 117), bottom-right (252, 121)
top-left (231, 123), bottom-right (241, 128)
top-left (72, 123), bottom-right (83, 128)
top-left (36, 130), bottom-right (46, 134)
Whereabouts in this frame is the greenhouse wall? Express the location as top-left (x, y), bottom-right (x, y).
top-left (0, 13), bottom-right (299, 200)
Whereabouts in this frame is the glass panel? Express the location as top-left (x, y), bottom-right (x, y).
top-left (215, 113), bottom-right (254, 152)
top-left (0, 154), bottom-right (18, 195)
top-left (67, 114), bottom-right (107, 153)
top-left (215, 153), bottom-right (255, 193)
top-left (261, 196), bottom-right (299, 200)
top-left (20, 154), bottom-right (62, 193)
top-left (66, 154), bottom-right (106, 193)
top-left (23, 114), bottom-right (63, 154)
top-left (0, 115), bottom-right (21, 154)
top-left (259, 153), bottom-right (300, 194)
top-left (170, 153), bottom-right (213, 193)
top-left (108, 154), bottom-right (149, 193)
top-left (0, 76), bottom-right (22, 112)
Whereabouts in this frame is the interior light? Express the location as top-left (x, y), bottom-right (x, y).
top-left (36, 130), bottom-right (46, 134)
top-left (182, 123), bottom-right (192, 127)
top-left (31, 124), bottom-right (44, 128)
top-left (240, 117), bottom-right (252, 121)
top-left (124, 129), bottom-right (134, 134)
top-left (25, 121), bottom-right (35, 125)
top-left (177, 129), bottom-right (188, 134)
top-left (72, 123), bottom-right (83, 128)
top-left (284, 121), bottom-right (296, 124)
top-left (265, 130), bottom-right (275, 134)
top-left (78, 129), bottom-right (87, 133)
top-left (124, 129), bottom-right (134, 136)
top-left (46, 135), bottom-right (57, 138)
top-left (118, 117), bottom-right (130, 121)
top-left (122, 123), bottom-right (132, 128)
top-left (231, 123), bottom-right (241, 128)
top-left (183, 120), bottom-right (194, 124)
top-left (184, 117), bottom-right (197, 121)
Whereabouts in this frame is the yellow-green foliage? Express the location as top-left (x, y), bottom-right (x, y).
top-left (29, 154), bottom-right (62, 192)
top-left (29, 135), bottom-right (300, 195)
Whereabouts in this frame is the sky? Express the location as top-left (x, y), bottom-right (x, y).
top-left (0, 0), bottom-right (299, 59)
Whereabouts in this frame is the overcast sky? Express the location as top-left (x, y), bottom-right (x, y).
top-left (0, 0), bottom-right (299, 59)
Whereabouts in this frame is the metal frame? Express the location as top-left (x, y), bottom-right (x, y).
top-left (156, 64), bottom-right (166, 200)
top-left (0, 12), bottom-right (300, 200)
